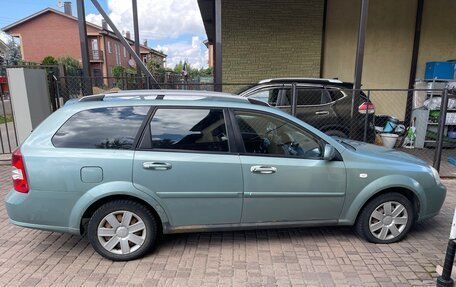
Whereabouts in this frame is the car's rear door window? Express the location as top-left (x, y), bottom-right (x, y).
top-left (52, 106), bottom-right (150, 149)
top-left (297, 88), bottom-right (332, 105)
top-left (149, 108), bottom-right (229, 152)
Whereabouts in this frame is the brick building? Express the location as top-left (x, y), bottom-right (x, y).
top-left (2, 3), bottom-right (166, 80)
top-left (198, 0), bottom-right (456, 118)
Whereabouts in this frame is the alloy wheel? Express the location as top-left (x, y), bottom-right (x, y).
top-left (368, 201), bottom-right (408, 240)
top-left (97, 210), bottom-right (147, 255)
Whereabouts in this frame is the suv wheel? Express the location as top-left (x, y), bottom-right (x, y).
top-left (356, 193), bottom-right (414, 244)
top-left (88, 200), bottom-right (157, 261)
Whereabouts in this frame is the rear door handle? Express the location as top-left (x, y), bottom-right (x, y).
top-left (315, 111), bottom-right (329, 115)
top-left (250, 165), bottom-right (277, 174)
top-left (143, 162), bottom-right (172, 170)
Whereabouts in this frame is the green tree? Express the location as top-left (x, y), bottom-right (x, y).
top-left (41, 56), bottom-right (58, 65)
top-left (111, 65), bottom-right (125, 79)
top-left (58, 56), bottom-right (81, 76)
top-left (4, 39), bottom-right (21, 65)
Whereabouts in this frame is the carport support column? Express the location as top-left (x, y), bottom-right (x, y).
top-left (350, 0), bottom-right (369, 138)
top-left (353, 0), bottom-right (369, 92)
top-left (76, 0), bottom-right (93, 95)
top-left (132, 0), bottom-right (142, 81)
top-left (214, 0), bottom-right (222, 92)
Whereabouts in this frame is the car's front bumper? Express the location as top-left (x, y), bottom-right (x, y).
top-left (418, 182), bottom-right (447, 221)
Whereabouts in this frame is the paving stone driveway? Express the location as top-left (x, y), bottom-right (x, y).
top-left (0, 165), bottom-right (454, 286)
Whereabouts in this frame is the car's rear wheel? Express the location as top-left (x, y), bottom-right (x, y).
top-left (356, 193), bottom-right (414, 244)
top-left (88, 200), bottom-right (157, 261)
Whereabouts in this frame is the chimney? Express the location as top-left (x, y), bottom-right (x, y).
top-left (63, 1), bottom-right (72, 16)
top-left (126, 31), bottom-right (131, 39)
top-left (143, 40), bottom-right (148, 47)
top-left (101, 20), bottom-right (107, 30)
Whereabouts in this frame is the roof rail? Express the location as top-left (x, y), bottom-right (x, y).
top-left (77, 91), bottom-right (270, 107)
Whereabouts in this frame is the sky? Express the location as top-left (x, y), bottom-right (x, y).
top-left (0, 0), bottom-right (208, 69)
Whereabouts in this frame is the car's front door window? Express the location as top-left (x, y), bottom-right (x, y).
top-left (234, 111), bottom-right (322, 158)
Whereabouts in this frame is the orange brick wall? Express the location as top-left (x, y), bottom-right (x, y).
top-left (7, 11), bottom-right (99, 63)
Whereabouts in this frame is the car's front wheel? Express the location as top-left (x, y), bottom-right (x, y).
top-left (356, 193), bottom-right (414, 244)
top-left (88, 200), bottom-right (158, 261)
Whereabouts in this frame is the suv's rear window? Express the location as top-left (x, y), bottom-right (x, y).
top-left (52, 106), bottom-right (149, 149)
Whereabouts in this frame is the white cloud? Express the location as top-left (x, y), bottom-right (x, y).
top-left (85, 0), bottom-right (208, 69)
top-left (86, 13), bottom-right (104, 28)
top-left (86, 0), bottom-right (205, 39)
top-left (156, 36), bottom-right (208, 69)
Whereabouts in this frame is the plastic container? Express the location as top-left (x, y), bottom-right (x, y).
top-left (380, 133), bottom-right (398, 148)
top-left (425, 61), bottom-right (456, 80)
top-left (383, 117), bottom-right (400, 133)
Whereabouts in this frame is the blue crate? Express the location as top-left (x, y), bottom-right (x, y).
top-left (425, 62), bottom-right (455, 80)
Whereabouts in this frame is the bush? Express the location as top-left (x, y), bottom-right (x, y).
top-left (41, 56), bottom-right (58, 65)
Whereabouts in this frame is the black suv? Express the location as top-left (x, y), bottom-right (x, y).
top-left (238, 78), bottom-right (375, 142)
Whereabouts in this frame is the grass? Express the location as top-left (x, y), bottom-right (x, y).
top-left (0, 115), bottom-right (13, 123)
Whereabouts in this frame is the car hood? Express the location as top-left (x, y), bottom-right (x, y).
top-left (340, 139), bottom-right (428, 166)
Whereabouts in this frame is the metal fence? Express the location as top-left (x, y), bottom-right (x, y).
top-left (1, 68), bottom-right (455, 178)
top-left (48, 75), bottom-right (456, 177)
top-left (0, 90), bottom-right (18, 155)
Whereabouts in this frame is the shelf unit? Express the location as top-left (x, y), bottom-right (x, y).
top-left (411, 80), bottom-right (455, 148)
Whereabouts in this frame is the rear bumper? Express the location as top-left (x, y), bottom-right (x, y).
top-left (5, 189), bottom-right (80, 235)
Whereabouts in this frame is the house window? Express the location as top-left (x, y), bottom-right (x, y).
top-left (143, 56), bottom-right (147, 63)
top-left (107, 41), bottom-right (112, 53)
top-left (123, 46), bottom-right (127, 58)
top-left (115, 44), bottom-right (121, 65)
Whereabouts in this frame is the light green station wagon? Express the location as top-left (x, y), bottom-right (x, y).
top-left (6, 90), bottom-right (446, 261)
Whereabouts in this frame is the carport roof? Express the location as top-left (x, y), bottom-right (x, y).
top-left (197, 0), bottom-right (215, 43)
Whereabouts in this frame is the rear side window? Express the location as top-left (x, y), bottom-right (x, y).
top-left (327, 89), bottom-right (345, 101)
top-left (52, 106), bottom-right (150, 149)
top-left (297, 89), bottom-right (332, 105)
top-left (150, 108), bottom-right (229, 152)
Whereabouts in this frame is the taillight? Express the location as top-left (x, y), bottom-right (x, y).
top-left (11, 148), bottom-right (29, 193)
top-left (358, 101), bottom-right (375, 114)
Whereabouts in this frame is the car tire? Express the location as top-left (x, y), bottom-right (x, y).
top-left (88, 200), bottom-right (158, 261)
top-left (355, 193), bottom-right (414, 244)
top-left (325, 129), bottom-right (348, 139)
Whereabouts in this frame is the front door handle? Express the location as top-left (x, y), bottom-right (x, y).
top-left (143, 162), bottom-right (172, 170)
top-left (250, 165), bottom-right (277, 174)
top-left (315, 111), bottom-right (329, 115)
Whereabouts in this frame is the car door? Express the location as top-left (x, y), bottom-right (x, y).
top-left (231, 109), bottom-right (346, 223)
top-left (132, 107), bottom-right (243, 227)
top-left (295, 85), bottom-right (337, 128)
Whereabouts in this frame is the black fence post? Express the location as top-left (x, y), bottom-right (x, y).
top-left (433, 88), bottom-right (449, 170)
top-left (291, 84), bottom-right (297, 117)
top-left (363, 90), bottom-right (370, 142)
top-left (437, 239), bottom-right (456, 287)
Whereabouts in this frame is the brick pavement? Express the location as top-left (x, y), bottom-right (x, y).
top-left (0, 165), bottom-right (454, 286)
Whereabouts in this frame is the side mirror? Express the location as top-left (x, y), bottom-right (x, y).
top-left (323, 144), bottom-right (336, 161)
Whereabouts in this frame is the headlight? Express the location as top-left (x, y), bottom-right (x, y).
top-left (431, 166), bottom-right (442, 185)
